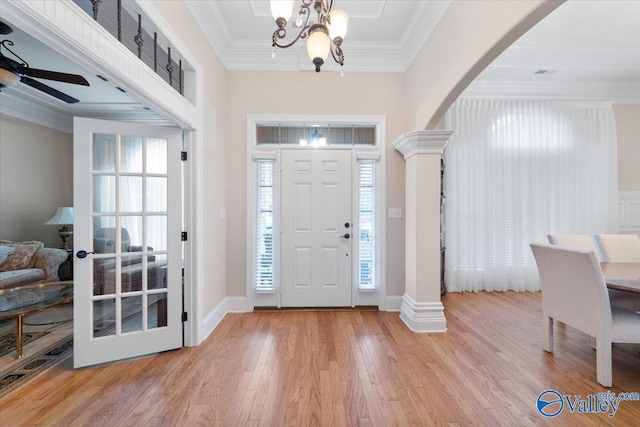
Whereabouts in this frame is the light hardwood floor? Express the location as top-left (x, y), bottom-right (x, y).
top-left (1, 291), bottom-right (639, 426)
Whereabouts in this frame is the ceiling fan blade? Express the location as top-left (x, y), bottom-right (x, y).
top-left (20, 76), bottom-right (80, 103)
top-left (19, 67), bottom-right (89, 86)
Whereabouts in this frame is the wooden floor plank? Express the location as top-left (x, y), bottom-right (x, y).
top-left (1, 291), bottom-right (639, 426)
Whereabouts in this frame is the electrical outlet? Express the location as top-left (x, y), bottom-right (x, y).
top-left (388, 208), bottom-right (403, 219)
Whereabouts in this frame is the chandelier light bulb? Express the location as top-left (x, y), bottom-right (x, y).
top-left (328, 10), bottom-right (348, 41)
top-left (270, 0), bottom-right (295, 22)
top-left (307, 27), bottom-right (330, 72)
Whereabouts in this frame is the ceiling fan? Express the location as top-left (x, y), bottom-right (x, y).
top-left (0, 20), bottom-right (89, 104)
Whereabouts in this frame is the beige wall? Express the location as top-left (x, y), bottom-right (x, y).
top-left (0, 114), bottom-right (73, 248)
top-left (406, 0), bottom-right (563, 130)
top-left (226, 71), bottom-right (411, 298)
top-left (614, 104), bottom-right (640, 191)
top-left (151, 0), bottom-right (229, 314)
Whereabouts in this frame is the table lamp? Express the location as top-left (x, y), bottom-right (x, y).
top-left (44, 207), bottom-right (74, 251)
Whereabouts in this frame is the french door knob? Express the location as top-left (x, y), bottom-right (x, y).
top-left (76, 250), bottom-right (95, 259)
top-left (340, 233), bottom-right (351, 239)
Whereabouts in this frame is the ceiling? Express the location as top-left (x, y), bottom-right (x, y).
top-left (0, 0), bottom-right (638, 133)
top-left (185, 0), bottom-right (451, 72)
top-left (0, 19), bottom-right (172, 132)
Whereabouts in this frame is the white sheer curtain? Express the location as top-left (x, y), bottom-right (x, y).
top-left (444, 99), bottom-right (618, 292)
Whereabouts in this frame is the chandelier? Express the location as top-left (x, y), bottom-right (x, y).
top-left (270, 0), bottom-right (348, 72)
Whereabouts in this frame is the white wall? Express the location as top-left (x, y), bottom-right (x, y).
top-left (225, 71), bottom-right (411, 299)
top-left (151, 0), bottom-right (229, 316)
top-left (0, 114), bottom-right (72, 248)
top-left (614, 104), bottom-right (640, 191)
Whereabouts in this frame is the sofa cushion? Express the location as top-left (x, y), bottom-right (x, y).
top-left (0, 246), bottom-right (15, 264)
top-left (0, 242), bottom-right (44, 272)
top-left (0, 269), bottom-right (46, 290)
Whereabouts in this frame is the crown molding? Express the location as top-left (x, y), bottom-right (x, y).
top-left (400, 0), bottom-right (452, 69)
top-left (0, 92), bottom-right (72, 133)
top-left (461, 80), bottom-right (640, 104)
top-left (187, 1), bottom-right (452, 73)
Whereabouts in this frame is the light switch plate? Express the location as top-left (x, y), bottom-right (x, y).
top-left (219, 208), bottom-right (226, 219)
top-left (388, 208), bottom-right (403, 219)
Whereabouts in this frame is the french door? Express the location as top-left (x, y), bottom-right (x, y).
top-left (73, 118), bottom-right (182, 368)
top-left (281, 149), bottom-right (352, 307)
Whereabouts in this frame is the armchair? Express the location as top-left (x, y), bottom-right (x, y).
top-left (93, 227), bottom-right (164, 295)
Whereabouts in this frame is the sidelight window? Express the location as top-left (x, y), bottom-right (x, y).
top-left (255, 159), bottom-right (275, 292)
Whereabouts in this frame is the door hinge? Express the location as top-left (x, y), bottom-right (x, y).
top-left (182, 312), bottom-right (188, 322)
top-left (181, 231), bottom-right (188, 241)
top-left (181, 151), bottom-right (188, 161)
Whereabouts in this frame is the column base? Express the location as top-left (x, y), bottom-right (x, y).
top-left (399, 293), bottom-right (447, 333)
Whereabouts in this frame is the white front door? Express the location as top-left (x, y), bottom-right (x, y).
top-left (73, 118), bottom-right (182, 368)
top-left (281, 149), bottom-right (352, 307)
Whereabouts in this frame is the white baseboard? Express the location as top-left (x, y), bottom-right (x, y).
top-left (399, 293), bottom-right (447, 333)
top-left (385, 295), bottom-right (403, 312)
top-left (201, 296), bottom-right (247, 342)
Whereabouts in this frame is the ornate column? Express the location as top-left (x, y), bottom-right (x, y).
top-left (391, 130), bottom-right (456, 333)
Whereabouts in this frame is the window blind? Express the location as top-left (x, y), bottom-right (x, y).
top-left (358, 160), bottom-right (377, 289)
top-left (255, 160), bottom-right (275, 291)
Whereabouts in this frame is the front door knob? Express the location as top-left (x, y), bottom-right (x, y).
top-left (340, 233), bottom-right (351, 239)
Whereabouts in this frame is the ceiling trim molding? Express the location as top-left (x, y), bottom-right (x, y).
top-left (187, 0), bottom-right (452, 73)
top-left (461, 80), bottom-right (640, 104)
top-left (185, 0), bottom-right (232, 70)
top-left (0, 92), bottom-right (72, 133)
top-left (400, 0), bottom-right (452, 69)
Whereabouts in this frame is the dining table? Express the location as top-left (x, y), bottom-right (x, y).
top-left (601, 262), bottom-right (640, 294)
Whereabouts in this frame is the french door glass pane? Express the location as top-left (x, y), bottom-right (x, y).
top-left (146, 177), bottom-right (168, 212)
top-left (147, 216), bottom-right (168, 251)
top-left (150, 255), bottom-right (168, 290)
top-left (93, 134), bottom-right (117, 172)
top-left (121, 136), bottom-right (143, 173)
top-left (147, 138), bottom-right (168, 174)
top-left (121, 176), bottom-right (143, 212)
top-left (93, 176), bottom-right (116, 213)
top-left (121, 217), bottom-right (143, 248)
top-left (148, 293), bottom-right (168, 329)
top-left (93, 299), bottom-right (116, 338)
top-left (121, 296), bottom-right (143, 333)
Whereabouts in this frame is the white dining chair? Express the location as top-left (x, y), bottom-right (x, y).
top-left (547, 235), bottom-right (601, 260)
top-left (530, 243), bottom-right (640, 387)
top-left (594, 234), bottom-right (640, 263)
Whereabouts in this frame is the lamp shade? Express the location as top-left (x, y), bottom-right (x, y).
top-left (307, 28), bottom-right (331, 62)
top-left (270, 0), bottom-right (295, 22)
top-left (44, 207), bottom-right (74, 225)
top-left (328, 10), bottom-right (348, 40)
top-left (0, 68), bottom-right (20, 88)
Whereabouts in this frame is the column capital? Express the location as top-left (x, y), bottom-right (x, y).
top-left (391, 130), bottom-right (457, 160)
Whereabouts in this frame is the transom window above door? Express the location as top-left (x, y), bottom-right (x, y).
top-left (256, 123), bottom-right (376, 147)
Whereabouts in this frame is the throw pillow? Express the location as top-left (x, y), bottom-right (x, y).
top-left (0, 245), bottom-right (16, 264)
top-left (0, 242), bottom-right (44, 272)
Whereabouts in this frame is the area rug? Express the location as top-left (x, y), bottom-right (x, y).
top-left (0, 336), bottom-right (73, 399)
top-left (0, 331), bottom-right (48, 357)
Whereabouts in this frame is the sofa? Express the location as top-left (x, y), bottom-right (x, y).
top-left (0, 240), bottom-right (68, 290)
